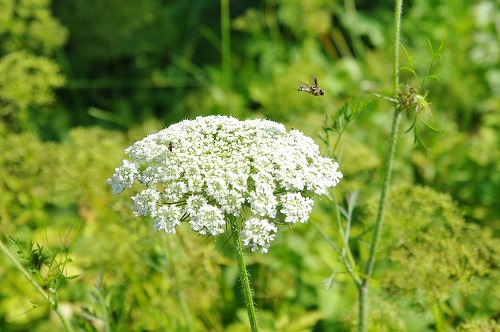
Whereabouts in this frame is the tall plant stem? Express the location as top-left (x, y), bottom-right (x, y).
top-left (220, 0), bottom-right (231, 86)
top-left (357, 0), bottom-right (403, 331)
top-left (0, 239), bottom-right (74, 332)
top-left (231, 219), bottom-right (258, 332)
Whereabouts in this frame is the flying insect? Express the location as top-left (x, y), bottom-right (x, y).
top-left (295, 76), bottom-right (325, 96)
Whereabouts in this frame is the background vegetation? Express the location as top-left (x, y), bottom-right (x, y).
top-left (0, 0), bottom-right (498, 331)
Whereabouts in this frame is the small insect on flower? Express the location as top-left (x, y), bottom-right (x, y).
top-left (168, 142), bottom-right (174, 152)
top-left (295, 76), bottom-right (325, 96)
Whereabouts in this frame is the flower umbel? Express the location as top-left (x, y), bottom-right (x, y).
top-left (108, 115), bottom-right (343, 253)
top-left (241, 218), bottom-right (278, 253)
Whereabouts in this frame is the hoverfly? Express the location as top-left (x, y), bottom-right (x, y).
top-left (295, 76), bottom-right (325, 96)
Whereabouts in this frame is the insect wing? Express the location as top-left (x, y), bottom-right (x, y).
top-left (297, 81), bottom-right (309, 91)
top-left (311, 75), bottom-right (318, 87)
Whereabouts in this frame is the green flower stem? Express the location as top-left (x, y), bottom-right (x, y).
top-left (0, 239), bottom-right (74, 332)
top-left (230, 219), bottom-right (258, 332)
top-left (358, 0), bottom-right (403, 331)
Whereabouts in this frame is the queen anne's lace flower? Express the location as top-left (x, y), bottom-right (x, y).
top-left (189, 204), bottom-right (226, 236)
top-left (241, 218), bottom-right (278, 253)
top-left (131, 188), bottom-right (160, 217)
top-left (109, 160), bottom-right (139, 195)
top-left (279, 192), bottom-right (314, 224)
top-left (108, 115), bottom-right (343, 253)
top-left (153, 205), bottom-right (182, 234)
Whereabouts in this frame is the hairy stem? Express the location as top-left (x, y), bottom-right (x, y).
top-left (231, 219), bottom-right (258, 332)
top-left (358, 0), bottom-right (404, 331)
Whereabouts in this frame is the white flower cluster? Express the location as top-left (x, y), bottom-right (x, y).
top-left (108, 115), bottom-right (343, 253)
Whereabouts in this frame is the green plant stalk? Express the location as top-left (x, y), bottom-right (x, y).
top-left (220, 0), bottom-right (231, 86)
top-left (231, 219), bottom-right (258, 332)
top-left (431, 301), bottom-right (446, 332)
top-left (357, 0), bottom-right (403, 331)
top-left (333, 196), bottom-right (359, 284)
top-left (0, 239), bottom-right (74, 332)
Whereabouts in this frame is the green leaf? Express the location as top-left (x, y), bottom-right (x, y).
top-left (420, 118), bottom-right (443, 133)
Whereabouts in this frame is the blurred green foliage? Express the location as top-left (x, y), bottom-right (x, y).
top-left (0, 51), bottom-right (65, 108)
top-left (371, 185), bottom-right (499, 330)
top-left (0, 0), bottom-right (498, 331)
top-left (0, 0), bottom-right (67, 132)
